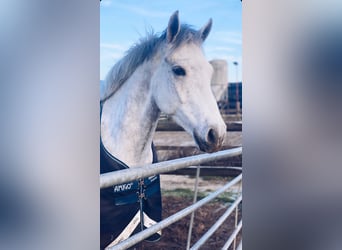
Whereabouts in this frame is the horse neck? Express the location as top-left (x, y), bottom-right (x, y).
top-left (101, 61), bottom-right (160, 167)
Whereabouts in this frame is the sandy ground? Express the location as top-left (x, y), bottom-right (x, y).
top-left (160, 174), bottom-right (242, 196)
top-left (153, 131), bottom-right (242, 148)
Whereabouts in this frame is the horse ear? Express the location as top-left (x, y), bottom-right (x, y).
top-left (199, 18), bottom-right (212, 42)
top-left (167, 10), bottom-right (180, 43)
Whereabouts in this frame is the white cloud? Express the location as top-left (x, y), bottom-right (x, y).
top-left (109, 52), bottom-right (124, 61)
top-left (101, 0), bottom-right (112, 7)
top-left (100, 43), bottom-right (127, 51)
top-left (112, 3), bottom-right (170, 18)
top-left (101, 51), bottom-right (122, 60)
top-left (212, 31), bottom-right (242, 45)
top-left (100, 42), bottom-right (129, 63)
top-left (206, 46), bottom-right (235, 53)
top-left (100, 43), bottom-right (128, 67)
top-left (100, 43), bottom-right (127, 64)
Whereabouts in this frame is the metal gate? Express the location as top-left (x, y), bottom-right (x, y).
top-left (100, 147), bottom-right (242, 250)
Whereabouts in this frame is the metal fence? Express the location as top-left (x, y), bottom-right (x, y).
top-left (100, 147), bottom-right (242, 250)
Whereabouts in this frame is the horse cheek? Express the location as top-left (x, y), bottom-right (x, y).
top-left (152, 76), bottom-right (175, 114)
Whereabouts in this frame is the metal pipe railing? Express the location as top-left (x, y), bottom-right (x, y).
top-left (190, 195), bottom-right (242, 250)
top-left (100, 147), bottom-right (242, 188)
top-left (186, 166), bottom-right (201, 250)
top-left (236, 240), bottom-right (242, 250)
top-left (106, 174), bottom-right (242, 250)
top-left (222, 220), bottom-right (242, 250)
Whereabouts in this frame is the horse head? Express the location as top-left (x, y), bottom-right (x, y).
top-left (151, 11), bottom-right (226, 153)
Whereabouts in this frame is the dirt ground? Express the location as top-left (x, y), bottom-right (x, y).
top-left (128, 175), bottom-right (242, 250)
top-left (131, 195), bottom-right (242, 250)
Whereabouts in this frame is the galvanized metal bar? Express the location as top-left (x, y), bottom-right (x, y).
top-left (233, 202), bottom-right (239, 249)
top-left (233, 177), bottom-right (242, 250)
top-left (100, 147), bottom-right (242, 189)
top-left (107, 174), bottom-right (242, 250)
top-left (221, 220), bottom-right (242, 250)
top-left (190, 195), bottom-right (242, 250)
top-left (186, 166), bottom-right (201, 250)
top-left (236, 240), bottom-right (242, 250)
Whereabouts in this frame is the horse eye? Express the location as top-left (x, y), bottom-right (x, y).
top-left (172, 66), bottom-right (186, 76)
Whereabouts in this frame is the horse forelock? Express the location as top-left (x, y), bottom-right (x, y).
top-left (101, 24), bottom-right (203, 102)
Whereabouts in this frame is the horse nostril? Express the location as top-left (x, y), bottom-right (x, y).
top-left (207, 128), bottom-right (217, 144)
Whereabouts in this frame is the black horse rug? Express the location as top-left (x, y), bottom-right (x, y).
top-left (100, 138), bottom-right (162, 249)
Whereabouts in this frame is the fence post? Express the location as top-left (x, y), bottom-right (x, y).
top-left (186, 166), bottom-right (201, 250)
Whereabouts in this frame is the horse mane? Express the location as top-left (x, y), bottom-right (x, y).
top-left (100, 24), bottom-right (203, 102)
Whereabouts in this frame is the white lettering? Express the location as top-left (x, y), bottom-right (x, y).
top-left (113, 183), bottom-right (133, 192)
top-left (148, 175), bottom-right (157, 182)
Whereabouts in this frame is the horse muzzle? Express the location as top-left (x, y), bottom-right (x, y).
top-left (193, 127), bottom-right (225, 153)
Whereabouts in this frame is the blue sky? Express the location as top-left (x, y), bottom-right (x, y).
top-left (100, 0), bottom-right (242, 82)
